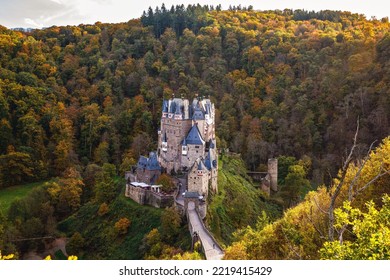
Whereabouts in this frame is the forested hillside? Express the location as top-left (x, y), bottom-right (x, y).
top-left (0, 5), bottom-right (390, 259)
top-left (1, 6), bottom-right (390, 187)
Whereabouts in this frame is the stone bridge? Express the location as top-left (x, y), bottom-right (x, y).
top-left (186, 201), bottom-right (224, 260)
top-left (175, 178), bottom-right (224, 260)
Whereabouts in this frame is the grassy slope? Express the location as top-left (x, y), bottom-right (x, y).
top-left (58, 183), bottom-right (163, 260)
top-left (0, 181), bottom-right (48, 214)
top-left (207, 154), bottom-right (282, 245)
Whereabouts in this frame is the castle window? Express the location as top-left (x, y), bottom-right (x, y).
top-left (195, 146), bottom-right (199, 148)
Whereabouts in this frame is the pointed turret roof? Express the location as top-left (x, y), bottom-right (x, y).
top-left (204, 149), bottom-right (213, 170)
top-left (209, 139), bottom-right (215, 149)
top-left (198, 159), bottom-right (207, 171)
top-left (205, 148), bottom-right (218, 170)
top-left (146, 152), bottom-right (161, 171)
top-left (137, 152), bottom-right (161, 171)
top-left (185, 124), bottom-right (205, 145)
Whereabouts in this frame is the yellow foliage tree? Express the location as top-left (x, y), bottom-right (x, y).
top-left (0, 251), bottom-right (15, 260)
top-left (114, 217), bottom-right (131, 235)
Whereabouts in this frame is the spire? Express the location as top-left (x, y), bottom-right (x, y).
top-left (146, 152), bottom-right (161, 171)
top-left (198, 159), bottom-right (206, 171)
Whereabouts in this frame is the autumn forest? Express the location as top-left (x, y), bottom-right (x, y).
top-left (1, 4), bottom-right (390, 260)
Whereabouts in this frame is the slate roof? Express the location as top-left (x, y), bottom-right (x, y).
top-left (137, 156), bottom-right (148, 169)
top-left (137, 151), bottom-right (161, 171)
top-left (204, 148), bottom-right (217, 170)
top-left (162, 100), bottom-right (169, 112)
top-left (162, 97), bottom-right (214, 121)
top-left (209, 139), bottom-right (215, 149)
top-left (197, 159), bottom-right (207, 171)
top-left (192, 108), bottom-right (205, 120)
top-left (185, 124), bottom-right (205, 145)
top-left (183, 191), bottom-right (200, 198)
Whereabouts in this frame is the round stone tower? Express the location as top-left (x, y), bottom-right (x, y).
top-left (268, 158), bottom-right (278, 192)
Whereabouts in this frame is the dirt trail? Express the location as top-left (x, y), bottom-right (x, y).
top-left (23, 237), bottom-right (68, 260)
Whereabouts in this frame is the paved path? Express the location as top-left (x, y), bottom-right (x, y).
top-left (187, 201), bottom-right (224, 260)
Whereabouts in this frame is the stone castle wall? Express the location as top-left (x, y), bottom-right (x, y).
top-left (125, 184), bottom-right (174, 208)
top-left (136, 168), bottom-right (160, 185)
top-left (181, 143), bottom-right (205, 170)
top-left (210, 168), bottom-right (218, 193)
top-left (125, 184), bottom-right (147, 204)
top-left (159, 118), bottom-right (192, 172)
top-left (187, 169), bottom-right (209, 197)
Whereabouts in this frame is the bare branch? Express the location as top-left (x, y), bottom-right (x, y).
top-left (280, 226), bottom-right (302, 259)
top-left (342, 117), bottom-right (359, 172)
top-left (312, 196), bottom-right (328, 214)
top-left (328, 118), bottom-right (359, 241)
top-left (347, 140), bottom-right (377, 201)
top-left (353, 166), bottom-right (390, 199)
top-left (338, 224), bottom-right (348, 244)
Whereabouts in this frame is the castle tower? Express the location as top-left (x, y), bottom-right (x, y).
top-left (188, 158), bottom-right (209, 197)
top-left (180, 124), bottom-right (205, 170)
top-left (204, 140), bottom-right (218, 193)
top-left (157, 96), bottom-right (218, 198)
top-left (268, 158), bottom-right (278, 192)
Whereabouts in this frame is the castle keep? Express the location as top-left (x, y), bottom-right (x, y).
top-left (158, 97), bottom-right (218, 196)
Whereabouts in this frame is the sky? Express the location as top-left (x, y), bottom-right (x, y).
top-left (0, 0), bottom-right (389, 29)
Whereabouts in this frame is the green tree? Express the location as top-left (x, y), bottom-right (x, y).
top-left (0, 146), bottom-right (34, 188)
top-left (46, 177), bottom-right (84, 218)
top-left (156, 174), bottom-right (175, 193)
top-left (160, 207), bottom-right (181, 243)
top-left (284, 164), bottom-right (311, 207)
top-left (66, 232), bottom-right (85, 255)
top-left (95, 163), bottom-right (117, 203)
